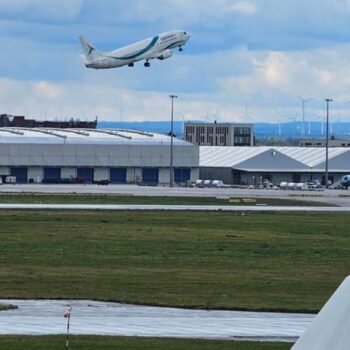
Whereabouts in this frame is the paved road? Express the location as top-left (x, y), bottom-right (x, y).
top-left (0, 203), bottom-right (349, 212)
top-left (1, 184), bottom-right (349, 206)
top-left (0, 300), bottom-right (313, 341)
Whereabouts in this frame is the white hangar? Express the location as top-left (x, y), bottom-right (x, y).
top-left (200, 146), bottom-right (350, 185)
top-left (0, 128), bottom-right (199, 184)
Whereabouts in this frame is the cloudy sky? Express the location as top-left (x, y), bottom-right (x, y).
top-left (1, 0), bottom-right (350, 123)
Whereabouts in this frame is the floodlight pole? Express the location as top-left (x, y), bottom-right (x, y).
top-left (325, 98), bottom-right (333, 189)
top-left (169, 95), bottom-right (178, 187)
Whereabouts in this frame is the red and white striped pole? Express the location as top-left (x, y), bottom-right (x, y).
top-left (64, 305), bottom-right (72, 349)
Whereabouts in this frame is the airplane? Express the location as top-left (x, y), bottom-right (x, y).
top-left (79, 30), bottom-right (191, 69)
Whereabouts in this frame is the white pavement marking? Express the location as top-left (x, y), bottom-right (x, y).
top-left (0, 300), bottom-right (313, 341)
top-left (0, 203), bottom-right (349, 212)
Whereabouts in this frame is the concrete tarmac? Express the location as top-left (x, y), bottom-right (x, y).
top-left (0, 203), bottom-right (349, 212)
top-left (0, 300), bottom-right (313, 341)
top-left (1, 184), bottom-right (350, 206)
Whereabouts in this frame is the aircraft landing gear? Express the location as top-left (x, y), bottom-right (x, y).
top-left (128, 62), bottom-right (134, 67)
top-left (144, 61), bottom-right (151, 67)
top-left (179, 46), bottom-right (183, 52)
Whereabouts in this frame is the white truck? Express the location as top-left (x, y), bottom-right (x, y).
top-left (341, 175), bottom-right (350, 189)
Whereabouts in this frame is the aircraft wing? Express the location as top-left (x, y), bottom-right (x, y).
top-left (140, 50), bottom-right (161, 61)
top-left (146, 49), bottom-right (173, 61)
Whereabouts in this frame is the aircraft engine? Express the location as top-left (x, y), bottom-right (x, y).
top-left (157, 49), bottom-right (173, 60)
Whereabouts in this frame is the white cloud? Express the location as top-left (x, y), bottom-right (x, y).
top-left (34, 81), bottom-right (62, 99)
top-left (2, 0), bottom-right (350, 125)
top-left (0, 76), bottom-right (246, 123)
top-left (98, 0), bottom-right (258, 25)
top-left (3, 41), bottom-right (350, 124)
top-left (229, 1), bottom-right (257, 15)
top-left (0, 0), bottom-right (82, 19)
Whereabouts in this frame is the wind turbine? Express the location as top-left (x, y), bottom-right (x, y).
top-left (298, 96), bottom-right (312, 137)
top-left (275, 108), bottom-right (283, 137)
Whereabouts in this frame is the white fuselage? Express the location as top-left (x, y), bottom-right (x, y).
top-left (85, 30), bottom-right (191, 69)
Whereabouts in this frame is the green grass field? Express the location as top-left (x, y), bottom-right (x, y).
top-left (0, 210), bottom-right (349, 312)
top-left (0, 336), bottom-right (290, 350)
top-left (0, 193), bottom-right (331, 206)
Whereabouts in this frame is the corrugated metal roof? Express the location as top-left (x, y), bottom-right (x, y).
top-left (0, 128), bottom-right (192, 146)
top-left (200, 146), bottom-right (267, 167)
top-left (274, 147), bottom-right (348, 168)
top-left (200, 146), bottom-right (350, 170)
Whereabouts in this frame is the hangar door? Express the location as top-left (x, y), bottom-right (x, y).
top-left (174, 168), bottom-right (191, 183)
top-left (10, 167), bottom-right (28, 183)
top-left (110, 168), bottom-right (127, 183)
top-left (77, 168), bottom-right (94, 183)
top-left (142, 168), bottom-right (159, 184)
top-left (44, 167), bottom-right (61, 182)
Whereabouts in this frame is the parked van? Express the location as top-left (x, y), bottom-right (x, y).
top-left (296, 183), bottom-right (308, 191)
top-left (5, 176), bottom-right (16, 184)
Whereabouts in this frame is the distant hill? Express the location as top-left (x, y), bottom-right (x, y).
top-left (98, 120), bottom-right (350, 139)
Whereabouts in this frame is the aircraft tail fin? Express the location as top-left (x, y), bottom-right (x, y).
top-left (79, 36), bottom-right (102, 62)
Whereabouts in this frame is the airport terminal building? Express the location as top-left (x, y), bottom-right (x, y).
top-left (0, 128), bottom-right (199, 184)
top-left (200, 146), bottom-right (350, 185)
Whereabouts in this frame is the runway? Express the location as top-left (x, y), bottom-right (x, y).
top-left (0, 203), bottom-right (349, 212)
top-left (0, 300), bottom-right (313, 342)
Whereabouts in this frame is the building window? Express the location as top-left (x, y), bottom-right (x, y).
top-left (186, 126), bottom-right (194, 134)
top-left (235, 127), bottom-right (251, 137)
